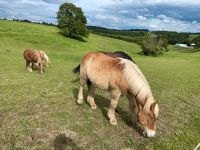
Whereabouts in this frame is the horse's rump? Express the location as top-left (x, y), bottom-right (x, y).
top-left (23, 49), bottom-right (42, 63)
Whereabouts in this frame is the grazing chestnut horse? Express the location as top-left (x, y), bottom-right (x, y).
top-left (73, 51), bottom-right (159, 138)
top-left (23, 49), bottom-right (50, 73)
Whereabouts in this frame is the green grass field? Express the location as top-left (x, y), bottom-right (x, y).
top-left (0, 20), bottom-right (200, 150)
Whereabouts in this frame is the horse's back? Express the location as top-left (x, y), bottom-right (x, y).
top-left (101, 51), bottom-right (135, 63)
top-left (81, 52), bottom-right (121, 70)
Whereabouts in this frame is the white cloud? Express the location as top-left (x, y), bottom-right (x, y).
top-left (88, 11), bottom-right (200, 32)
top-left (0, 0), bottom-right (200, 32)
top-left (119, 10), bottom-right (129, 13)
top-left (137, 15), bottom-right (147, 20)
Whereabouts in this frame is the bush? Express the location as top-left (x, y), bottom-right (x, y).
top-left (141, 33), bottom-right (168, 56)
top-left (192, 36), bottom-right (200, 48)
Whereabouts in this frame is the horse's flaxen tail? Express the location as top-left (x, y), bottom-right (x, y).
top-left (73, 64), bottom-right (91, 87)
top-left (73, 64), bottom-right (80, 74)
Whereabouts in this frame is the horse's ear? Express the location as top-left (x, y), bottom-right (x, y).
top-left (150, 101), bottom-right (157, 112)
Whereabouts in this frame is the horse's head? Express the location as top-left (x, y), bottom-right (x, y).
top-left (42, 58), bottom-right (51, 67)
top-left (39, 51), bottom-right (51, 67)
top-left (137, 101), bottom-right (159, 138)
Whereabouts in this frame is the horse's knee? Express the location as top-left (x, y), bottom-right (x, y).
top-left (79, 79), bottom-right (87, 86)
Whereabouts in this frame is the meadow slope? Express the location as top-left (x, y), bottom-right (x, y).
top-left (0, 20), bottom-right (200, 149)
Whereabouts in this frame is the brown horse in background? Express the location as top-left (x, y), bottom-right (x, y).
top-left (73, 51), bottom-right (159, 138)
top-left (23, 49), bottom-right (45, 73)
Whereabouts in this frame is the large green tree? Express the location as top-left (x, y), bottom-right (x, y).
top-left (57, 3), bottom-right (88, 37)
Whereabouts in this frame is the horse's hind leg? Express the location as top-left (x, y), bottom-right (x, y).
top-left (77, 79), bottom-right (86, 104)
top-left (87, 83), bottom-right (97, 109)
top-left (108, 89), bottom-right (121, 125)
top-left (77, 65), bottom-right (87, 105)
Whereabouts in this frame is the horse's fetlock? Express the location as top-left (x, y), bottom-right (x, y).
top-left (77, 99), bottom-right (83, 104)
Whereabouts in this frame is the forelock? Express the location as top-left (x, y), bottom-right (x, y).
top-left (154, 104), bottom-right (159, 118)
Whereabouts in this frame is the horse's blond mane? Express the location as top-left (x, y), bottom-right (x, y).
top-left (119, 58), bottom-right (154, 105)
top-left (39, 51), bottom-right (49, 62)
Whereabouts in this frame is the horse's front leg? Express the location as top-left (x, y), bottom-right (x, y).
top-left (127, 94), bottom-right (137, 125)
top-left (36, 62), bottom-right (44, 74)
top-left (108, 89), bottom-right (121, 125)
top-left (26, 60), bottom-right (32, 72)
top-left (77, 78), bottom-right (86, 105)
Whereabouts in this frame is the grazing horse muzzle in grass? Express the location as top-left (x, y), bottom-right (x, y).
top-left (23, 49), bottom-right (45, 73)
top-left (73, 51), bottom-right (159, 138)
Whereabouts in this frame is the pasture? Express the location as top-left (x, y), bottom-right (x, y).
top-left (0, 20), bottom-right (199, 149)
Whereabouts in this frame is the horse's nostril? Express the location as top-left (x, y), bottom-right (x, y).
top-left (143, 131), bottom-right (147, 136)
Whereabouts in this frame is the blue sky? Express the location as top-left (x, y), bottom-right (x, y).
top-left (0, 0), bottom-right (200, 32)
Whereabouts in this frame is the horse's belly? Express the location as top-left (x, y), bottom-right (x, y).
top-left (94, 80), bottom-right (110, 90)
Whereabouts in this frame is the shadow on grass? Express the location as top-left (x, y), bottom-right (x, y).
top-left (58, 31), bottom-right (87, 42)
top-left (72, 88), bottom-right (143, 136)
top-left (53, 134), bottom-right (82, 150)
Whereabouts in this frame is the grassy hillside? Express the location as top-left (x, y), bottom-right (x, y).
top-left (0, 20), bottom-right (200, 149)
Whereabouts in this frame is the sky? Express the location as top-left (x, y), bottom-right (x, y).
top-left (0, 0), bottom-right (200, 32)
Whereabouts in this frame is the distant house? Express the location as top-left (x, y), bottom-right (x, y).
top-left (190, 43), bottom-right (196, 48)
top-left (175, 43), bottom-right (188, 48)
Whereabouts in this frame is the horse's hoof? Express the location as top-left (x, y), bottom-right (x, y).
top-left (27, 68), bottom-right (32, 72)
top-left (91, 105), bottom-right (97, 110)
top-left (109, 119), bottom-right (117, 125)
top-left (77, 99), bottom-right (83, 105)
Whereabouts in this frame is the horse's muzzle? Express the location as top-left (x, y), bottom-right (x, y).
top-left (143, 129), bottom-right (156, 138)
